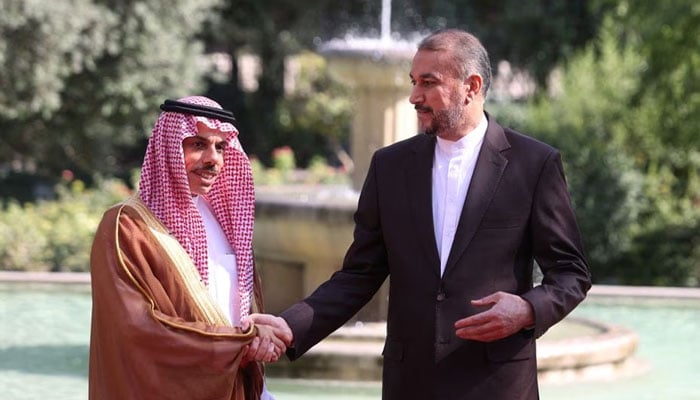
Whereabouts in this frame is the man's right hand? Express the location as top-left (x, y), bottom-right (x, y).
top-left (239, 314), bottom-right (292, 365)
top-left (248, 313), bottom-right (294, 347)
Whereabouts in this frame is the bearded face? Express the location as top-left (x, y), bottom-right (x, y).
top-left (409, 49), bottom-right (471, 141)
top-left (419, 90), bottom-right (466, 137)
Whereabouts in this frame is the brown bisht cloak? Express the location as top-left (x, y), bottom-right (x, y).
top-left (89, 199), bottom-right (264, 400)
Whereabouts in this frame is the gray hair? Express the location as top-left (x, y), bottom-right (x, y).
top-left (418, 29), bottom-right (492, 96)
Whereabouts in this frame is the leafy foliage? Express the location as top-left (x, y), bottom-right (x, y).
top-left (1, 0), bottom-right (604, 189)
top-left (275, 52), bottom-right (352, 167)
top-left (0, 178), bottom-right (131, 272)
top-left (611, 217), bottom-right (700, 286)
top-left (204, 0), bottom-right (603, 163)
top-left (1, 1), bottom-right (696, 286)
top-left (0, 0), bottom-right (220, 182)
top-left (251, 146), bottom-right (349, 186)
top-left (493, 15), bottom-right (700, 285)
top-left (400, 0), bottom-right (604, 85)
top-left (494, 19), bottom-right (646, 268)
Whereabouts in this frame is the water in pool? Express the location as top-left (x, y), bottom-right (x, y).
top-left (1, 282), bottom-right (698, 400)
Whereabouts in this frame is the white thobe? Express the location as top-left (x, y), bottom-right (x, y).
top-left (194, 196), bottom-right (275, 400)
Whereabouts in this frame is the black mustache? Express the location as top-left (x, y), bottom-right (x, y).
top-left (415, 105), bottom-right (432, 113)
top-left (198, 165), bottom-right (220, 173)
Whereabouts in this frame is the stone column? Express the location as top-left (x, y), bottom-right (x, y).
top-left (322, 49), bottom-right (417, 190)
top-left (254, 186), bottom-right (389, 322)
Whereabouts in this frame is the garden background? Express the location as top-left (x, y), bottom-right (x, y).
top-left (1, 0), bottom-right (698, 287)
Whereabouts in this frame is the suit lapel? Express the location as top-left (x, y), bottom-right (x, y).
top-left (405, 135), bottom-right (441, 277)
top-left (442, 120), bottom-right (510, 278)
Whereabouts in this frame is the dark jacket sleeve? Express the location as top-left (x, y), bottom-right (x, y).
top-left (282, 154), bottom-right (390, 359)
top-left (520, 150), bottom-right (591, 338)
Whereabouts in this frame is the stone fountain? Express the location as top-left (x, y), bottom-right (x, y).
top-left (254, 0), bottom-right (420, 321)
top-left (317, 35), bottom-right (418, 188)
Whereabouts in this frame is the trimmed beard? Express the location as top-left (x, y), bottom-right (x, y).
top-left (422, 105), bottom-right (464, 137)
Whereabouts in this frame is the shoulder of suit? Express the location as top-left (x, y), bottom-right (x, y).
top-left (500, 125), bottom-right (558, 155)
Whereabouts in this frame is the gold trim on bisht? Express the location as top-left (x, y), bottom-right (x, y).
top-left (122, 196), bottom-right (231, 327)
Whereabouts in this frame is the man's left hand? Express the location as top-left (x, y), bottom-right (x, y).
top-left (454, 291), bottom-right (534, 342)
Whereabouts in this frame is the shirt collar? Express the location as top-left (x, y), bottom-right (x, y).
top-left (436, 113), bottom-right (488, 155)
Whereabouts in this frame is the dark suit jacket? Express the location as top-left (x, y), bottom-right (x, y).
top-left (281, 117), bottom-right (591, 400)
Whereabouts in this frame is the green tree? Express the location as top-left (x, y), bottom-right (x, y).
top-left (494, 13), bottom-right (700, 286)
top-left (203, 0), bottom-right (334, 162)
top-left (494, 18), bottom-right (647, 271)
top-left (276, 52), bottom-right (352, 167)
top-left (401, 0), bottom-right (607, 86)
top-left (203, 0), bottom-right (608, 165)
top-left (608, 0), bottom-right (700, 208)
top-left (0, 0), bottom-right (220, 191)
top-left (596, 1), bottom-right (700, 286)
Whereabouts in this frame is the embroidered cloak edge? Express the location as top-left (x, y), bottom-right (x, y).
top-left (89, 198), bottom-right (264, 400)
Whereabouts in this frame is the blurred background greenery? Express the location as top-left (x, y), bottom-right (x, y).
top-left (0, 0), bottom-right (698, 286)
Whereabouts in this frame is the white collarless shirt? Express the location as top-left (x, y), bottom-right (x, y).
top-left (193, 196), bottom-right (241, 326)
top-left (432, 115), bottom-right (488, 276)
top-left (194, 196), bottom-right (275, 400)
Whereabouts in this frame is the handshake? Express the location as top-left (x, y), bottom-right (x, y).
top-left (240, 314), bottom-right (293, 364)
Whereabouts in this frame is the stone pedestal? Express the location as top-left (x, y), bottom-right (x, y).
top-left (254, 185), bottom-right (388, 322)
top-left (321, 46), bottom-right (417, 190)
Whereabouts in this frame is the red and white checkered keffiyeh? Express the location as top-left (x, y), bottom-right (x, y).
top-left (138, 95), bottom-right (256, 318)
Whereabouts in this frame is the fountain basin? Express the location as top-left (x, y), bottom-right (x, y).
top-left (264, 317), bottom-right (641, 384)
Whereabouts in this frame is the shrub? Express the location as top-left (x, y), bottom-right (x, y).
top-left (0, 201), bottom-right (48, 271)
top-left (612, 217), bottom-right (700, 286)
top-left (0, 177), bottom-right (131, 272)
top-left (252, 147), bottom-right (349, 186)
top-left (492, 17), bottom-right (699, 286)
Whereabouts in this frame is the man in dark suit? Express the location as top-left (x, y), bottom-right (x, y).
top-left (253, 28), bottom-right (591, 400)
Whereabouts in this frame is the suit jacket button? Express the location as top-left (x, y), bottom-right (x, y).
top-left (436, 292), bottom-right (446, 302)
